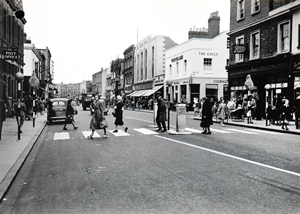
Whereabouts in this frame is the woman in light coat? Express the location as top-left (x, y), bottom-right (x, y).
top-left (88, 95), bottom-right (107, 139)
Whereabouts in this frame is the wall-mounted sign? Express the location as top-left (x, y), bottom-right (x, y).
top-left (4, 50), bottom-right (19, 60)
top-left (199, 52), bottom-right (218, 56)
top-left (171, 55), bottom-right (183, 62)
top-left (213, 80), bottom-right (228, 83)
top-left (233, 45), bottom-right (246, 54)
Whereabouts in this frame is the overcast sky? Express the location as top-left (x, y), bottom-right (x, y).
top-left (23, 0), bottom-right (230, 84)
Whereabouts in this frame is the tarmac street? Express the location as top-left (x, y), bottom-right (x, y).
top-left (0, 110), bottom-right (300, 213)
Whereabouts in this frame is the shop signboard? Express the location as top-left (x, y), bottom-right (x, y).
top-left (4, 50), bottom-right (19, 61)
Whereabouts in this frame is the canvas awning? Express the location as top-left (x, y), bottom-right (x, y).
top-left (141, 85), bottom-right (164, 97)
top-left (131, 90), bottom-right (147, 97)
top-left (127, 91), bottom-right (139, 97)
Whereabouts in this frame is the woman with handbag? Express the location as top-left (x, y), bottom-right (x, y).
top-left (88, 95), bottom-right (108, 139)
top-left (113, 95), bottom-right (128, 133)
top-left (63, 99), bottom-right (78, 130)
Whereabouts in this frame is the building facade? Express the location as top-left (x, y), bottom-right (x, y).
top-left (166, 12), bottom-right (229, 108)
top-left (227, 0), bottom-right (300, 109)
top-left (123, 45), bottom-right (135, 95)
top-left (128, 35), bottom-right (177, 98)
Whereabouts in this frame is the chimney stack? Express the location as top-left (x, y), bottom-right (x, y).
top-left (208, 11), bottom-right (220, 38)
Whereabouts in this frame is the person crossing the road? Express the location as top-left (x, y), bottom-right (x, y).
top-left (155, 91), bottom-right (167, 132)
top-left (88, 94), bottom-right (107, 139)
top-left (113, 95), bottom-right (128, 133)
top-left (63, 99), bottom-right (78, 131)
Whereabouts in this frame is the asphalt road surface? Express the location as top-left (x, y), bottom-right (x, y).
top-left (1, 108), bottom-right (300, 214)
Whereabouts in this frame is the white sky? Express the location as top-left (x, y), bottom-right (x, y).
top-left (23, 0), bottom-right (230, 84)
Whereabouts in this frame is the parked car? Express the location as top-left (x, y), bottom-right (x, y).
top-left (47, 98), bottom-right (68, 124)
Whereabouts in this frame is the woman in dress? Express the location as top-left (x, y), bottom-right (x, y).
top-left (88, 95), bottom-right (107, 139)
top-left (217, 98), bottom-right (228, 126)
top-left (113, 95), bottom-right (128, 133)
top-left (281, 98), bottom-right (291, 131)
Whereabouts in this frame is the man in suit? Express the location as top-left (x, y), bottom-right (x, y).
top-left (155, 91), bottom-right (167, 132)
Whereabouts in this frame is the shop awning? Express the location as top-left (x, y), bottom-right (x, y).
top-left (127, 91), bottom-right (139, 97)
top-left (141, 85), bottom-right (164, 97)
top-left (131, 90), bottom-right (147, 97)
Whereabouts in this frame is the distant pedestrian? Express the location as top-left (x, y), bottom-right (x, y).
top-left (246, 95), bottom-right (256, 124)
top-left (88, 95), bottom-right (107, 139)
top-left (200, 97), bottom-right (213, 134)
top-left (155, 91), bottom-right (167, 132)
top-left (193, 97), bottom-right (200, 116)
top-left (113, 95), bottom-right (128, 133)
top-left (281, 98), bottom-right (291, 131)
top-left (63, 99), bottom-right (78, 130)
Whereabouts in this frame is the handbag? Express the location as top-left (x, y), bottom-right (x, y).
top-left (101, 119), bottom-right (108, 128)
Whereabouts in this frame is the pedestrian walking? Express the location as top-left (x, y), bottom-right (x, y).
top-left (14, 99), bottom-right (26, 133)
top-left (88, 95), bottom-right (108, 139)
top-left (155, 91), bottom-right (167, 132)
top-left (193, 97), bottom-right (200, 116)
top-left (246, 95), bottom-right (256, 124)
top-left (227, 98), bottom-right (236, 118)
top-left (217, 98), bottom-right (229, 126)
top-left (113, 95), bottom-right (128, 133)
top-left (63, 99), bottom-right (78, 130)
top-left (200, 97), bottom-right (213, 134)
top-left (281, 98), bottom-right (292, 130)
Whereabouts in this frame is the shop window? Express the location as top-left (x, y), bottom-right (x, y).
top-left (250, 31), bottom-right (260, 60)
top-left (237, 0), bottom-right (245, 21)
top-left (176, 62), bottom-right (179, 74)
top-left (278, 21), bottom-right (290, 53)
top-left (206, 84), bottom-right (218, 99)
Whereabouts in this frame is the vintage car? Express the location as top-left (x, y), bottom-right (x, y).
top-left (47, 98), bottom-right (68, 124)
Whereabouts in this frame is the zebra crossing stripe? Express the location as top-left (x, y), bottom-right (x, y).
top-left (134, 128), bottom-right (159, 135)
top-left (225, 128), bottom-right (258, 134)
top-left (82, 131), bottom-right (101, 138)
top-left (54, 132), bottom-right (70, 140)
top-left (209, 128), bottom-right (234, 134)
top-left (109, 130), bottom-right (130, 137)
top-left (244, 129), bottom-right (280, 135)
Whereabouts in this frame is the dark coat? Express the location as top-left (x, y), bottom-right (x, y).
top-left (201, 100), bottom-right (213, 127)
top-left (157, 97), bottom-right (167, 122)
top-left (114, 101), bottom-right (124, 126)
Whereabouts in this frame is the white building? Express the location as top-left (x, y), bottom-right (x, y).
top-left (165, 31), bottom-right (229, 105)
top-left (130, 35), bottom-right (177, 97)
top-left (165, 12), bottom-right (229, 108)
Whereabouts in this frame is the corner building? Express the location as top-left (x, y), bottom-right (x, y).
top-left (227, 0), bottom-right (300, 107)
top-left (165, 12), bottom-right (229, 108)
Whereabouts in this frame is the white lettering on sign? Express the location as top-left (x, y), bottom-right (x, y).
top-left (199, 52), bottom-right (218, 56)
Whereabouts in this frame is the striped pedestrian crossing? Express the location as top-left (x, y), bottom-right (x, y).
top-left (52, 127), bottom-right (279, 140)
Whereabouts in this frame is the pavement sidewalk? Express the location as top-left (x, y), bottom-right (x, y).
top-left (0, 113), bottom-right (47, 202)
top-left (0, 109), bottom-right (299, 202)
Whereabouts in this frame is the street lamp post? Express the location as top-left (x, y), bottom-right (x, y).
top-left (29, 70), bottom-right (40, 127)
top-left (166, 79), bottom-right (173, 130)
top-left (15, 71), bottom-right (24, 140)
top-left (264, 84), bottom-right (271, 126)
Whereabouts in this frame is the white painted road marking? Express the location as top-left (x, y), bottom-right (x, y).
top-left (54, 132), bottom-right (70, 140)
top-left (156, 135), bottom-right (300, 178)
top-left (109, 130), bottom-right (130, 137)
top-left (82, 131), bottom-right (101, 138)
top-left (209, 128), bottom-right (234, 134)
top-left (134, 128), bottom-right (158, 135)
top-left (225, 128), bottom-right (258, 134)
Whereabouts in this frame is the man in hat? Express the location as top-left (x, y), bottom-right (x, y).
top-left (155, 91), bottom-right (167, 132)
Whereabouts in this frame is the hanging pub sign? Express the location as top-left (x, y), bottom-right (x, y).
top-left (233, 45), bottom-right (246, 54)
top-left (4, 50), bottom-right (19, 60)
